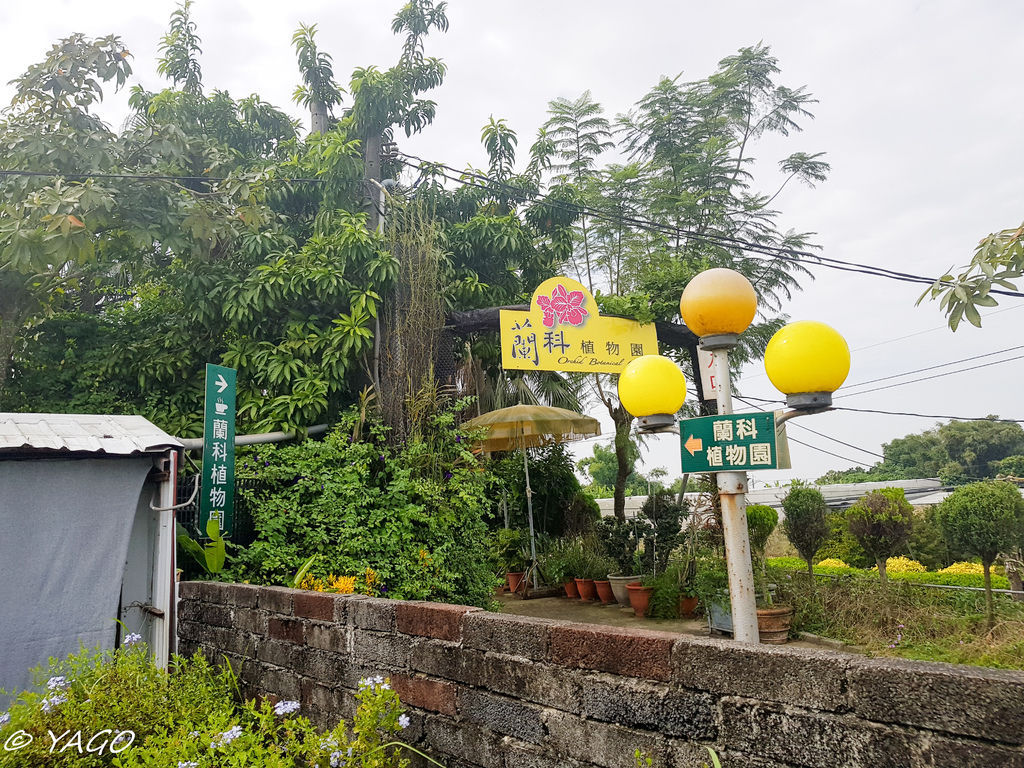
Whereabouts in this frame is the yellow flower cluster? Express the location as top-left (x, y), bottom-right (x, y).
top-left (299, 572), bottom-right (358, 594)
top-left (938, 561), bottom-right (985, 575)
top-left (816, 558), bottom-right (850, 569)
top-left (885, 556), bottom-right (927, 573)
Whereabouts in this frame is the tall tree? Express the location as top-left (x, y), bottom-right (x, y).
top-left (534, 90), bottom-right (613, 292)
top-left (291, 24), bottom-right (345, 135)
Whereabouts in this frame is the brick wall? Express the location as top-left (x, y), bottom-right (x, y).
top-left (177, 582), bottom-right (1024, 768)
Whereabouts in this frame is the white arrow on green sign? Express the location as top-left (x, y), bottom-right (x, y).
top-left (200, 364), bottom-right (236, 538)
top-left (679, 411), bottom-right (788, 473)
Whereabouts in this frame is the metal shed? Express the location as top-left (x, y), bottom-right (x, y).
top-left (0, 413), bottom-right (181, 704)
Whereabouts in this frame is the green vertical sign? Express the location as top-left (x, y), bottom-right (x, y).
top-left (201, 364), bottom-right (236, 538)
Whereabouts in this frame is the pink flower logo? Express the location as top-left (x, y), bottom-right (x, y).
top-left (536, 283), bottom-right (588, 328)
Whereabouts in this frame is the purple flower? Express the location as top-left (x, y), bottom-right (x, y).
top-left (455, 435), bottom-right (462, 443)
top-left (380, 454), bottom-right (385, 460)
top-left (444, 471), bottom-right (452, 480)
top-left (274, 700), bottom-right (300, 716)
top-left (398, 714), bottom-right (411, 729)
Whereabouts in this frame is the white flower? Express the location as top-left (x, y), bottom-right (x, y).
top-left (178, 762), bottom-right (199, 768)
top-left (111, 732), bottom-right (132, 747)
top-left (41, 693), bottom-right (66, 713)
top-left (330, 750), bottom-right (344, 768)
top-left (123, 632), bottom-right (143, 646)
top-left (46, 676), bottom-right (69, 691)
top-left (210, 724), bottom-right (243, 749)
top-left (188, 730), bottom-right (200, 738)
top-left (0, 712), bottom-right (10, 727)
top-left (273, 700), bottom-right (300, 716)
top-left (398, 714), bottom-right (410, 729)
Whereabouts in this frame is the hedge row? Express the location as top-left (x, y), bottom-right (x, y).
top-left (766, 557), bottom-right (1012, 590)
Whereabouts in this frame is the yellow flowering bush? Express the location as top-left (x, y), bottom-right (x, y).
top-left (816, 558), bottom-right (850, 569)
top-left (938, 561), bottom-right (985, 575)
top-left (298, 573), bottom-right (361, 595)
top-left (884, 556), bottom-right (927, 573)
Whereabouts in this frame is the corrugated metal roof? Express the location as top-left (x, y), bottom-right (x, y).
top-left (0, 413), bottom-right (182, 456)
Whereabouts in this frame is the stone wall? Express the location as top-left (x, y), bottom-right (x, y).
top-left (177, 582), bottom-right (1024, 768)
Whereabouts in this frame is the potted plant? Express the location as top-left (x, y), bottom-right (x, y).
top-left (592, 553), bottom-right (618, 604)
top-left (595, 518), bottom-right (644, 606)
top-left (748, 504), bottom-right (793, 644)
top-left (693, 557), bottom-right (731, 634)
top-left (542, 538), bottom-right (579, 598)
top-left (573, 547), bottom-right (603, 602)
top-left (492, 529), bottom-right (530, 593)
top-left (627, 576), bottom-right (655, 618)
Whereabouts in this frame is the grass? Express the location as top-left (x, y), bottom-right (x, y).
top-left (771, 568), bottom-right (1024, 670)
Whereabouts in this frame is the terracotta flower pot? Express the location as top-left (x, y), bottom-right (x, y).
top-left (506, 571), bottom-right (525, 593)
top-left (574, 577), bottom-right (597, 602)
top-left (594, 579), bottom-right (615, 604)
top-left (627, 582), bottom-right (654, 617)
top-left (678, 595), bottom-right (699, 617)
top-left (563, 580), bottom-right (580, 599)
top-left (757, 605), bottom-right (794, 644)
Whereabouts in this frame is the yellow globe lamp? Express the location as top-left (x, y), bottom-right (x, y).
top-left (764, 320), bottom-right (850, 408)
top-left (618, 355), bottom-right (687, 430)
top-left (679, 268), bottom-right (758, 347)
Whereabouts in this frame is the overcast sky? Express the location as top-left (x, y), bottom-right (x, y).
top-left (2, 1), bottom-right (1023, 486)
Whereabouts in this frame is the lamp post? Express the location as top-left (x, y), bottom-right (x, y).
top-left (677, 268), bottom-right (761, 642)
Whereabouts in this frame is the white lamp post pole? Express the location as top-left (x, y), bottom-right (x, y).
top-left (708, 343), bottom-right (759, 643)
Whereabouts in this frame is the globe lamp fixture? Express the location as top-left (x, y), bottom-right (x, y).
top-left (764, 320), bottom-right (850, 409)
top-left (679, 268), bottom-right (758, 349)
top-left (617, 354), bottom-right (687, 430)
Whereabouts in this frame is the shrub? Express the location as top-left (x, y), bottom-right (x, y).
top-left (638, 490), bottom-right (686, 574)
top-left (847, 488), bottom-right (914, 583)
top-left (781, 484), bottom-right (830, 578)
top-left (816, 558), bottom-right (850, 568)
top-left (0, 642), bottom-right (431, 768)
top-left (884, 556), bottom-right (926, 573)
top-left (594, 517), bottom-right (644, 575)
top-left (937, 480), bottom-right (1024, 628)
top-left (747, 504), bottom-right (778, 605)
top-left (939, 561), bottom-right (985, 576)
top-left (815, 510), bottom-right (871, 568)
top-left (228, 408), bottom-right (498, 608)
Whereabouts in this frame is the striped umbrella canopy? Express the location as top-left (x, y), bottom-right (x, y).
top-left (462, 404), bottom-right (600, 452)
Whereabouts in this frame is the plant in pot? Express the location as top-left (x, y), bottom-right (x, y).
top-left (693, 556), bottom-right (731, 633)
top-left (627, 573), bottom-right (656, 618)
top-left (543, 537), bottom-right (579, 598)
top-left (492, 528), bottom-right (530, 593)
top-left (592, 553), bottom-right (619, 604)
top-left (748, 503), bottom-right (793, 644)
top-left (573, 546), bottom-right (604, 602)
top-left (595, 517), bottom-right (645, 606)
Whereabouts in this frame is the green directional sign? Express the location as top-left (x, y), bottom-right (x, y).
top-left (679, 411), bottom-right (786, 474)
top-left (200, 364), bottom-right (236, 538)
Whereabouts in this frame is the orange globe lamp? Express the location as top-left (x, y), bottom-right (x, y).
top-left (618, 355), bottom-right (687, 429)
top-left (764, 320), bottom-right (850, 408)
top-left (679, 268), bottom-right (757, 346)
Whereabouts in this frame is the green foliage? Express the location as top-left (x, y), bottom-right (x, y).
top-left (490, 528), bottom-right (530, 573)
top-left (818, 419), bottom-right (1024, 484)
top-left (638, 490), bottom-right (686, 575)
top-left (936, 480), bottom-right (1024, 566)
top-left (176, 519), bottom-right (227, 576)
top-left (0, 643), bottom-right (234, 767)
top-left (772, 564), bottom-right (1024, 670)
top-left (781, 483), bottom-right (830, 574)
top-left (766, 556), bottom-right (1012, 590)
top-left (227, 407), bottom-right (498, 607)
top-left (0, 641), bottom-right (433, 767)
top-left (918, 217), bottom-right (1024, 330)
top-left (846, 488), bottom-right (914, 581)
top-left (692, 557), bottom-right (729, 607)
top-left (815, 509), bottom-right (872, 568)
top-left (647, 559), bottom-right (694, 619)
top-left (746, 504), bottom-right (778, 555)
top-left (593, 516), bottom-right (641, 575)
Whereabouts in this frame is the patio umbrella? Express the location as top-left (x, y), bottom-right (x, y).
top-left (463, 404), bottom-right (601, 590)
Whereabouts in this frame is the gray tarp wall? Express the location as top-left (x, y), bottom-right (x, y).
top-left (0, 457), bottom-right (152, 705)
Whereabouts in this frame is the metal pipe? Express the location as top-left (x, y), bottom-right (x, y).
top-left (178, 423), bottom-right (329, 451)
top-left (712, 347), bottom-right (760, 644)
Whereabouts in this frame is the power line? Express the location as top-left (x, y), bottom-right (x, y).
top-left (832, 406), bottom-right (1024, 424)
top-left (786, 435), bottom-right (866, 466)
top-left (834, 352), bottom-right (1024, 399)
top-left (840, 345), bottom-right (1024, 391)
top-left (397, 152), bottom-right (1024, 298)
